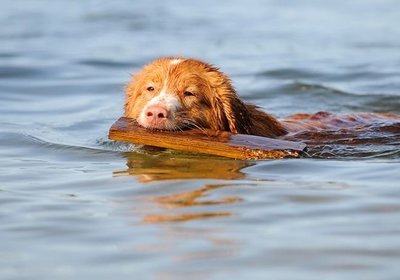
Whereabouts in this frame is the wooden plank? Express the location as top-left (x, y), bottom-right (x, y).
top-left (108, 117), bottom-right (306, 160)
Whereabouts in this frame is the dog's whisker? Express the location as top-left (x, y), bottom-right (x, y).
top-left (181, 119), bottom-right (208, 135)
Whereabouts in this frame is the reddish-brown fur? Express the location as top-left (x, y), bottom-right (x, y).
top-left (125, 57), bottom-right (400, 138)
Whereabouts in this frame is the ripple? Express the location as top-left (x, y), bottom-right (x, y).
top-left (26, 133), bottom-right (125, 155)
top-left (0, 65), bottom-right (45, 78)
top-left (0, 52), bottom-right (18, 58)
top-left (283, 82), bottom-right (353, 97)
top-left (252, 81), bottom-right (400, 114)
top-left (28, 132), bottom-right (145, 156)
top-left (0, 128), bottom-right (133, 160)
top-left (286, 128), bottom-right (400, 159)
top-left (257, 68), bottom-right (321, 80)
top-left (78, 59), bottom-right (136, 69)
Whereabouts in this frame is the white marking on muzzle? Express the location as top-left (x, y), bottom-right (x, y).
top-left (137, 62), bottom-right (184, 128)
top-left (145, 90), bottom-right (180, 112)
top-left (139, 78), bottom-right (181, 123)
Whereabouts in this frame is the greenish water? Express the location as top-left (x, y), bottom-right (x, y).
top-left (1, 1), bottom-right (400, 279)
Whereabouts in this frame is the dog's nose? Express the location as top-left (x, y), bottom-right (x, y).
top-left (144, 105), bottom-right (169, 120)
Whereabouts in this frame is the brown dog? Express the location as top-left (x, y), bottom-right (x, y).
top-left (124, 57), bottom-right (400, 138)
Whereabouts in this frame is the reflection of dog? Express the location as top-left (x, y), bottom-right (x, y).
top-left (125, 57), bottom-right (400, 138)
top-left (113, 153), bottom-right (248, 223)
top-left (113, 152), bottom-right (249, 182)
top-left (143, 184), bottom-right (239, 223)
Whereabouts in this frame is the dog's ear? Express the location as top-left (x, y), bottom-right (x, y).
top-left (124, 69), bottom-right (147, 119)
top-left (215, 89), bottom-right (252, 134)
top-left (124, 76), bottom-right (136, 117)
top-left (206, 69), bottom-right (252, 134)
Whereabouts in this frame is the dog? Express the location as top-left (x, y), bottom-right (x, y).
top-left (124, 57), bottom-right (400, 139)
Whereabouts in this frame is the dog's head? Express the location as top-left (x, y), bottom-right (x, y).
top-left (124, 57), bottom-right (252, 134)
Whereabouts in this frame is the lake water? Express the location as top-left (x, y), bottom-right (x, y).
top-left (1, 1), bottom-right (400, 279)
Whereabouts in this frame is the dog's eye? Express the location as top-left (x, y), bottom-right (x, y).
top-left (184, 91), bottom-right (194, 97)
top-left (147, 86), bottom-right (155, 92)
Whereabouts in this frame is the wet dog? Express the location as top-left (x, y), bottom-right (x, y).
top-left (124, 57), bottom-right (400, 138)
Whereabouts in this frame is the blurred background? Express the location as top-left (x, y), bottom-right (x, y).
top-left (1, 1), bottom-right (400, 279)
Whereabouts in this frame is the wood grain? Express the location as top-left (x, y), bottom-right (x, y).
top-left (108, 117), bottom-right (306, 160)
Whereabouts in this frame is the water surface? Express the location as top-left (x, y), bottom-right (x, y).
top-left (1, 1), bottom-right (400, 279)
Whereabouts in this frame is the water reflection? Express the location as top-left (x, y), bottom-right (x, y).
top-left (114, 150), bottom-right (252, 182)
top-left (114, 151), bottom-right (253, 223)
top-left (143, 183), bottom-right (241, 223)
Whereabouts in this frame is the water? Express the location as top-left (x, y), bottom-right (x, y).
top-left (1, 0), bottom-right (400, 279)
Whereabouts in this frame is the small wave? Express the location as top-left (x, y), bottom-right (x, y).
top-left (266, 82), bottom-right (400, 114)
top-left (304, 145), bottom-right (400, 159)
top-left (0, 65), bottom-right (45, 79)
top-left (25, 134), bottom-right (125, 154)
top-left (248, 82), bottom-right (361, 114)
top-left (246, 82), bottom-right (352, 100)
top-left (95, 137), bottom-right (139, 152)
top-left (256, 66), bottom-right (394, 84)
top-left (354, 42), bottom-right (400, 49)
top-left (257, 68), bottom-right (322, 80)
top-left (285, 121), bottom-right (400, 159)
top-left (4, 120), bottom-right (399, 160)
top-left (283, 82), bottom-right (353, 97)
top-left (357, 95), bottom-right (400, 114)
top-left (0, 52), bottom-right (17, 58)
top-left (11, 131), bottom-right (137, 155)
top-left (77, 59), bottom-right (136, 69)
